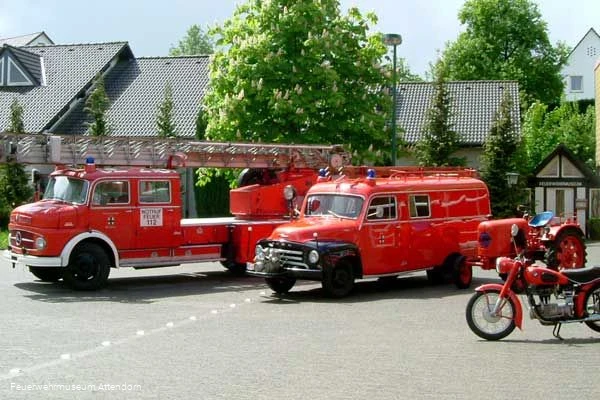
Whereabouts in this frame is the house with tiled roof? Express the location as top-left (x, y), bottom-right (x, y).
top-left (0, 40), bottom-right (208, 136)
top-left (561, 27), bottom-right (600, 101)
top-left (0, 32), bottom-right (53, 47)
top-left (395, 80), bottom-right (521, 167)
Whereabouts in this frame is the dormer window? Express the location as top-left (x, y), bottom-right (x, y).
top-left (7, 58), bottom-right (33, 86)
top-left (0, 45), bottom-right (43, 87)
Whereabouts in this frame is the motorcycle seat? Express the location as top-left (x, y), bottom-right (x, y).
top-left (562, 266), bottom-right (600, 284)
top-left (528, 211), bottom-right (554, 228)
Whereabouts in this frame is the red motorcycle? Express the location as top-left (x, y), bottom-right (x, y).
top-left (466, 224), bottom-right (600, 340)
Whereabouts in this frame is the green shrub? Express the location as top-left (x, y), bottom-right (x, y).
top-left (588, 218), bottom-right (600, 240)
top-left (0, 229), bottom-right (8, 249)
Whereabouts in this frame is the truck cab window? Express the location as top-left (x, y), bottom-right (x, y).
top-left (367, 196), bottom-right (397, 220)
top-left (140, 181), bottom-right (171, 203)
top-left (409, 195), bottom-right (430, 218)
top-left (93, 181), bottom-right (130, 205)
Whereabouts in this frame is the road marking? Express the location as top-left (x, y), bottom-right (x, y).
top-left (1, 294), bottom-right (257, 381)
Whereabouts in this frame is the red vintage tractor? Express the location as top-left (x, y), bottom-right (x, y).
top-left (475, 210), bottom-right (586, 271)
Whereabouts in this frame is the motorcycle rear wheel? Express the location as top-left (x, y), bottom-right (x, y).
top-left (466, 289), bottom-right (516, 341)
top-left (584, 285), bottom-right (600, 333)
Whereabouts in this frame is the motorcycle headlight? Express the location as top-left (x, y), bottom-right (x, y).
top-left (308, 250), bottom-right (319, 264)
top-left (35, 236), bottom-right (47, 250)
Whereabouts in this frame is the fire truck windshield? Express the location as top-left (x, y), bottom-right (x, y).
top-left (304, 194), bottom-right (363, 219)
top-left (43, 176), bottom-right (89, 204)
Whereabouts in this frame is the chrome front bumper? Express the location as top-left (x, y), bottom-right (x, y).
top-left (2, 249), bottom-right (63, 268)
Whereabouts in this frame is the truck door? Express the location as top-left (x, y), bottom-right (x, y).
top-left (405, 193), bottom-right (435, 268)
top-left (89, 180), bottom-right (135, 249)
top-left (136, 179), bottom-right (180, 249)
top-left (361, 195), bottom-right (403, 274)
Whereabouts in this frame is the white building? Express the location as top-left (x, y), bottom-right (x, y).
top-left (562, 27), bottom-right (600, 101)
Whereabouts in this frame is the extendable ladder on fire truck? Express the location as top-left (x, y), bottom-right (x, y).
top-left (0, 132), bottom-right (350, 170)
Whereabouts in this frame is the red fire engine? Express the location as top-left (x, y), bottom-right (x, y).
top-left (1, 133), bottom-right (348, 290)
top-left (247, 167), bottom-right (491, 297)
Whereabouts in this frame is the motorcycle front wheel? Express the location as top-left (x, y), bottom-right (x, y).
top-left (466, 289), bottom-right (516, 341)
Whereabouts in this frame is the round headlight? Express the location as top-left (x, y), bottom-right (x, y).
top-left (308, 250), bottom-right (319, 264)
top-left (255, 245), bottom-right (264, 258)
top-left (35, 237), bottom-right (47, 250)
top-left (495, 257), bottom-right (502, 274)
top-left (283, 185), bottom-right (297, 201)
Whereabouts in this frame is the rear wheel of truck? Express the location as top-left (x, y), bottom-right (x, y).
top-left (451, 255), bottom-right (472, 289)
top-left (544, 228), bottom-right (586, 270)
top-left (322, 260), bottom-right (355, 298)
top-left (29, 267), bottom-right (62, 282)
top-left (265, 276), bottom-right (296, 294)
top-left (62, 243), bottom-right (110, 291)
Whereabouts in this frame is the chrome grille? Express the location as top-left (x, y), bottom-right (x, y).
top-left (10, 230), bottom-right (35, 249)
top-left (277, 248), bottom-right (307, 269)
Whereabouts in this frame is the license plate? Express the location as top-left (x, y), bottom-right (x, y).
top-left (246, 263), bottom-right (255, 271)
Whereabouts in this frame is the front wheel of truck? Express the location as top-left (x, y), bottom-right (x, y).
top-left (62, 243), bottom-right (110, 291)
top-left (322, 261), bottom-right (355, 298)
top-left (265, 276), bottom-right (296, 294)
top-left (29, 266), bottom-right (62, 282)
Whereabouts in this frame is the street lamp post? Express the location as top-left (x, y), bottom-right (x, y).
top-left (383, 33), bottom-right (402, 166)
top-left (506, 172), bottom-right (519, 216)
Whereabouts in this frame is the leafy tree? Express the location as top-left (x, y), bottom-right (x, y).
top-left (203, 0), bottom-right (392, 162)
top-left (522, 101), bottom-right (595, 171)
top-left (441, 0), bottom-right (569, 106)
top-left (414, 60), bottom-right (463, 166)
top-left (195, 105), bottom-right (207, 140)
top-left (480, 92), bottom-right (524, 217)
top-left (9, 98), bottom-right (25, 133)
top-left (0, 99), bottom-right (33, 222)
top-left (169, 24), bottom-right (214, 56)
top-left (156, 83), bottom-right (177, 138)
top-left (84, 75), bottom-right (110, 136)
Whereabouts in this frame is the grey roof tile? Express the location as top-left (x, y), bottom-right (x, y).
top-left (55, 56), bottom-right (210, 137)
top-left (0, 42), bottom-right (130, 132)
top-left (396, 80), bottom-right (521, 146)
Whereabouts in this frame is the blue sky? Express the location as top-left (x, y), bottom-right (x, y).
top-left (1, 0), bottom-right (598, 76)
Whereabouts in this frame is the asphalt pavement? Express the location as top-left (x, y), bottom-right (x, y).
top-left (1, 244), bottom-right (599, 399)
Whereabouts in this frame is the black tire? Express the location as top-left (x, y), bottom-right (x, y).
top-left (451, 255), bottom-right (472, 289)
top-left (62, 243), bottom-right (111, 291)
top-left (265, 276), bottom-right (296, 294)
top-left (466, 289), bottom-right (516, 341)
top-left (544, 228), bottom-right (586, 270)
top-left (221, 261), bottom-right (247, 275)
top-left (322, 261), bottom-right (355, 298)
top-left (584, 285), bottom-right (600, 333)
top-left (29, 266), bottom-right (62, 282)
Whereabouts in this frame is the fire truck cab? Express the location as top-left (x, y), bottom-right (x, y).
top-left (248, 167), bottom-right (491, 297)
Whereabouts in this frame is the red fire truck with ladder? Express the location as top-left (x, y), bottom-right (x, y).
top-left (0, 132), bottom-right (349, 290)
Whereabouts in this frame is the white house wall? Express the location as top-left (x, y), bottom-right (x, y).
top-left (562, 29), bottom-right (600, 101)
